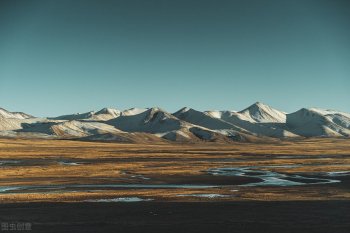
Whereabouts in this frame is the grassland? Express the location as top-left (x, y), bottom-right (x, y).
top-left (0, 138), bottom-right (349, 202)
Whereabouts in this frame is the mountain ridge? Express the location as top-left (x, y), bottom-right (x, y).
top-left (1, 103), bottom-right (349, 142)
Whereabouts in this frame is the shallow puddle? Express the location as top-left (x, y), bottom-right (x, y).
top-left (208, 167), bottom-right (341, 186)
top-left (58, 161), bottom-right (81, 166)
top-left (177, 194), bottom-right (231, 198)
top-left (325, 171), bottom-right (350, 177)
top-left (86, 197), bottom-right (153, 202)
top-left (0, 184), bottom-right (218, 194)
top-left (0, 187), bottom-right (21, 193)
top-left (0, 160), bottom-right (21, 166)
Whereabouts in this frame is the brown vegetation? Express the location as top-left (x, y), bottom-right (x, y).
top-left (0, 138), bottom-right (349, 202)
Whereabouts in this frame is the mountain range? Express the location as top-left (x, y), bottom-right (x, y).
top-left (1, 102), bottom-right (349, 143)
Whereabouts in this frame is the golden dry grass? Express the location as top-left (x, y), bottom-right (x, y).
top-left (0, 138), bottom-right (349, 202)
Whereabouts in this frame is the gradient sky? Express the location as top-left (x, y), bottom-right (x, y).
top-left (0, 0), bottom-right (349, 117)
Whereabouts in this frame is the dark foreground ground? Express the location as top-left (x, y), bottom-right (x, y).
top-left (1, 201), bottom-right (350, 233)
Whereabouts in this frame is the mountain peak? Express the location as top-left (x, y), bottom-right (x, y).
top-left (96, 107), bottom-right (120, 115)
top-left (0, 107), bottom-right (33, 119)
top-left (122, 108), bottom-right (148, 116)
top-left (249, 101), bottom-right (268, 109)
top-left (173, 107), bottom-right (193, 115)
top-left (239, 102), bottom-right (286, 123)
top-left (240, 102), bottom-right (270, 114)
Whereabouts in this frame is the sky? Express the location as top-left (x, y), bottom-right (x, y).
top-left (0, 0), bottom-right (349, 117)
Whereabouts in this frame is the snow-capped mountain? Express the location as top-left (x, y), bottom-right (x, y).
top-left (0, 108), bottom-right (38, 131)
top-left (50, 108), bottom-right (121, 121)
top-left (108, 107), bottom-right (186, 133)
top-left (107, 107), bottom-right (247, 142)
top-left (286, 108), bottom-right (350, 137)
top-left (202, 102), bottom-right (294, 138)
top-left (238, 102), bottom-right (286, 123)
top-left (173, 107), bottom-right (245, 132)
top-left (217, 111), bottom-right (296, 138)
top-left (121, 108), bottom-right (148, 116)
top-left (0, 103), bottom-right (349, 142)
top-left (0, 116), bottom-right (23, 131)
top-left (0, 108), bottom-right (33, 119)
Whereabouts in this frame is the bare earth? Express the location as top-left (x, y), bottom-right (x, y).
top-left (0, 138), bottom-right (349, 232)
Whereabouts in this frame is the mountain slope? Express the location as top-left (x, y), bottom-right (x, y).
top-left (91, 108), bottom-right (121, 121)
top-left (204, 103), bottom-right (295, 138)
top-left (238, 102), bottom-right (286, 123)
top-left (121, 108), bottom-right (148, 116)
top-left (50, 108), bottom-right (121, 121)
top-left (1, 104), bottom-right (349, 142)
top-left (108, 108), bottom-right (251, 142)
top-left (173, 107), bottom-right (246, 132)
top-left (0, 107), bottom-right (37, 131)
top-left (51, 121), bottom-right (123, 137)
top-left (0, 108), bottom-right (33, 119)
top-left (108, 107), bottom-right (186, 133)
top-left (18, 120), bottom-right (122, 137)
top-left (218, 111), bottom-right (297, 138)
top-left (286, 108), bottom-right (350, 137)
top-left (49, 111), bottom-right (95, 121)
top-left (0, 116), bottom-right (23, 131)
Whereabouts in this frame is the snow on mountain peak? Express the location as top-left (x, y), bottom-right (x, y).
top-left (108, 107), bottom-right (188, 134)
top-left (1, 104), bottom-right (350, 141)
top-left (49, 111), bottom-right (95, 121)
top-left (95, 108), bottom-right (121, 118)
top-left (96, 107), bottom-right (119, 114)
top-left (204, 110), bottom-right (222, 119)
top-left (174, 107), bottom-right (191, 114)
top-left (286, 108), bottom-right (350, 137)
top-left (0, 107), bottom-right (33, 119)
top-left (239, 102), bottom-right (286, 123)
top-left (121, 108), bottom-right (148, 116)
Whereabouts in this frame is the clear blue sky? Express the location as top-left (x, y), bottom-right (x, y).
top-left (0, 0), bottom-right (349, 117)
